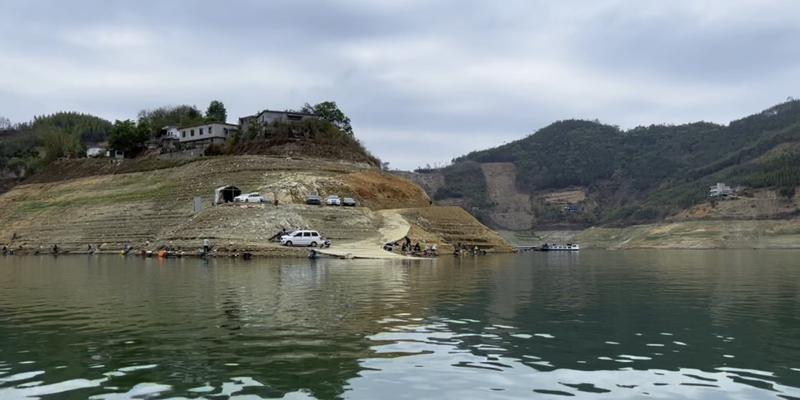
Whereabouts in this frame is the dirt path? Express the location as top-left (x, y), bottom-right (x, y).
top-left (316, 210), bottom-right (414, 259)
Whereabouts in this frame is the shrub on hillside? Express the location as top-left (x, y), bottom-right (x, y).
top-left (225, 119), bottom-right (380, 166)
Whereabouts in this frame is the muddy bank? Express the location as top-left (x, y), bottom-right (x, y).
top-left (502, 219), bottom-right (800, 249)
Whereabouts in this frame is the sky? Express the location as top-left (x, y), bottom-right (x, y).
top-left (1, 0), bottom-right (799, 169)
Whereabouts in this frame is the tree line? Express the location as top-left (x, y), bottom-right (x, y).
top-left (0, 100), bottom-right (354, 176)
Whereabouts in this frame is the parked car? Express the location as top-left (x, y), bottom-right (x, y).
top-left (280, 230), bottom-right (328, 247)
top-left (234, 192), bottom-right (266, 203)
top-left (325, 195), bottom-right (341, 206)
top-left (306, 195), bottom-right (322, 205)
top-left (342, 197), bottom-right (357, 207)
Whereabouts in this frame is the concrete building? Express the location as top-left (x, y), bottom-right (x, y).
top-left (178, 122), bottom-right (239, 146)
top-left (106, 149), bottom-right (125, 159)
top-left (163, 126), bottom-right (181, 140)
top-left (239, 109), bottom-right (318, 133)
top-left (709, 182), bottom-right (734, 198)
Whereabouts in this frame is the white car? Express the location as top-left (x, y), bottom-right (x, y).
top-left (234, 192), bottom-right (266, 203)
top-left (325, 195), bottom-right (341, 206)
top-left (281, 230), bottom-right (326, 247)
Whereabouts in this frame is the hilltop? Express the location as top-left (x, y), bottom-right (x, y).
top-left (402, 100), bottom-right (800, 237)
top-left (0, 100), bottom-right (514, 256)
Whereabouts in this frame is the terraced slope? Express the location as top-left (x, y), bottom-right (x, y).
top-left (0, 155), bottom-right (511, 256)
top-left (395, 206), bottom-right (514, 253)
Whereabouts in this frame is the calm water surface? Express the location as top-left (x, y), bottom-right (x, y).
top-left (1, 251), bottom-right (799, 399)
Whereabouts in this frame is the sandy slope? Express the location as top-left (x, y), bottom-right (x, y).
top-left (316, 210), bottom-right (413, 259)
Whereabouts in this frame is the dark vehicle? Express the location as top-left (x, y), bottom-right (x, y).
top-left (305, 195), bottom-right (322, 205)
top-left (342, 197), bottom-right (357, 207)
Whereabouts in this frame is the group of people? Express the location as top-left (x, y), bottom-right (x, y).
top-left (2, 239), bottom-right (257, 259)
top-left (1, 245), bottom-right (15, 256)
top-left (199, 239), bottom-right (253, 259)
top-left (385, 236), bottom-right (438, 257)
top-left (453, 243), bottom-right (487, 256)
top-left (2, 243), bottom-right (91, 256)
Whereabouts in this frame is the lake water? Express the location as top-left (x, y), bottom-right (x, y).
top-left (1, 251), bottom-right (799, 399)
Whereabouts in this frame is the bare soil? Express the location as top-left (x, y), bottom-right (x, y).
top-left (0, 155), bottom-right (512, 257)
top-left (480, 163), bottom-right (533, 231)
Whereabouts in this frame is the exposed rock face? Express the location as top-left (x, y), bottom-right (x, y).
top-left (392, 170), bottom-right (445, 196)
top-left (479, 163), bottom-right (533, 231)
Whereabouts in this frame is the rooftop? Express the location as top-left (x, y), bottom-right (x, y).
top-left (179, 122), bottom-right (239, 130)
top-left (240, 109), bottom-right (318, 120)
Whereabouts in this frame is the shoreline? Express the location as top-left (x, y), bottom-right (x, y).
top-left (501, 219), bottom-right (800, 250)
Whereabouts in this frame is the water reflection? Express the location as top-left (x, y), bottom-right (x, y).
top-left (0, 251), bottom-right (798, 399)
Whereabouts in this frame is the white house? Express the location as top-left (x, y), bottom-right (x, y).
top-left (178, 122), bottom-right (239, 146)
top-left (239, 109), bottom-right (318, 133)
top-left (709, 182), bottom-right (734, 198)
top-left (163, 126), bottom-right (181, 140)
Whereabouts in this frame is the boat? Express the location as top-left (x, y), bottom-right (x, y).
top-left (539, 243), bottom-right (580, 251)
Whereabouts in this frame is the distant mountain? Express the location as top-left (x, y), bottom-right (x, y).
top-left (410, 100), bottom-right (800, 229)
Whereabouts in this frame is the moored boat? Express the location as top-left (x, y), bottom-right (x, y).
top-left (539, 243), bottom-right (580, 251)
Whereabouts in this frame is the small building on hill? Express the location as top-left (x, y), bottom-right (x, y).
top-left (163, 126), bottom-right (181, 140)
top-left (239, 109), bottom-right (318, 133)
top-left (214, 185), bottom-right (241, 204)
top-left (709, 182), bottom-right (735, 198)
top-left (106, 149), bottom-right (125, 159)
top-left (178, 122), bottom-right (239, 147)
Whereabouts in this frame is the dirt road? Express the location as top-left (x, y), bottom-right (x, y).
top-left (317, 210), bottom-right (414, 259)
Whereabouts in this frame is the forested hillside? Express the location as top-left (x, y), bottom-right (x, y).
top-left (0, 100), bottom-right (377, 193)
top-left (429, 100), bottom-right (800, 228)
top-left (0, 112), bottom-right (112, 180)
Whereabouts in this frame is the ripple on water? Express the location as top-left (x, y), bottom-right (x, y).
top-left (510, 334), bottom-right (532, 339)
top-left (352, 319), bottom-right (800, 400)
top-left (617, 355), bottom-right (652, 361)
top-left (87, 383), bottom-right (172, 399)
top-left (2, 253), bottom-right (800, 399)
top-left (0, 370), bottom-right (44, 383)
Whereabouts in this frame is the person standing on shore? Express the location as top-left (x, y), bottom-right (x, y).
top-left (203, 238), bottom-right (211, 254)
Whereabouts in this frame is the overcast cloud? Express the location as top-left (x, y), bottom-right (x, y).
top-left (1, 0), bottom-right (799, 169)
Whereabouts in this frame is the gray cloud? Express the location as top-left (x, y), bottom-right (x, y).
top-left (1, 0), bottom-right (798, 169)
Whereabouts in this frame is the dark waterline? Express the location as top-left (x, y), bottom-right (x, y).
top-left (1, 251), bottom-right (799, 399)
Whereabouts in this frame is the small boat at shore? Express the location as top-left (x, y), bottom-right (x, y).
top-left (539, 243), bottom-right (580, 251)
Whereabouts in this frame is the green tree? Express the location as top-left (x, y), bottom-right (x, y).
top-left (205, 100), bottom-right (227, 123)
top-left (137, 105), bottom-right (205, 136)
top-left (41, 128), bottom-right (83, 163)
top-left (32, 112), bottom-right (112, 143)
top-left (108, 120), bottom-right (149, 155)
top-left (302, 101), bottom-right (353, 135)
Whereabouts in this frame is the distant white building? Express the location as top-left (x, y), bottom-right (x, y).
top-left (709, 182), bottom-right (734, 198)
top-left (163, 126), bottom-right (181, 140)
top-left (178, 122), bottom-right (239, 146)
top-left (239, 109), bottom-right (318, 133)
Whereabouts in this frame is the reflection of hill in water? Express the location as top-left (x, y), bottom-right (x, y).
top-left (0, 252), bottom-right (799, 398)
